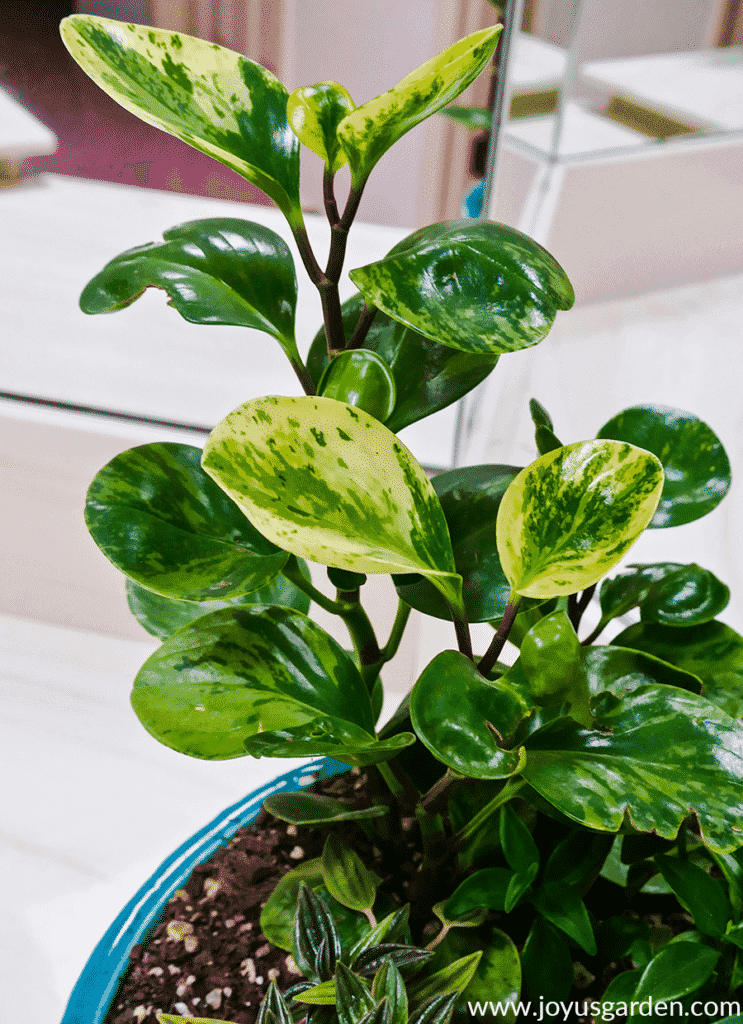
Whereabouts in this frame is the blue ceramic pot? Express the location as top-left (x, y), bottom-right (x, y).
top-left (61, 758), bottom-right (348, 1024)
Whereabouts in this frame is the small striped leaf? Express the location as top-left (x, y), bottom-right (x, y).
top-left (60, 16), bottom-right (301, 223)
top-left (372, 960), bottom-right (408, 1024)
top-left (410, 650), bottom-right (530, 780)
top-left (598, 405), bottom-right (731, 528)
top-left (431, 926), bottom-right (520, 1021)
top-left (496, 440), bottom-right (664, 599)
top-left (337, 27), bottom-right (500, 183)
top-left (308, 293), bottom-right (498, 433)
top-left (263, 792), bottom-right (388, 826)
top-left (408, 952), bottom-right (482, 1006)
top-left (349, 221), bottom-right (574, 356)
top-left (243, 728), bottom-right (415, 767)
top-left (287, 81), bottom-right (355, 172)
top-left (131, 605), bottom-right (375, 759)
top-left (523, 684), bottom-right (743, 853)
top-left (125, 556), bottom-right (310, 639)
top-left (322, 834), bottom-right (378, 912)
top-left (202, 396), bottom-right (464, 615)
top-left (80, 218), bottom-right (300, 363)
top-left (86, 443), bottom-right (287, 600)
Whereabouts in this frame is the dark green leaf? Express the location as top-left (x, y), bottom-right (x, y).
top-left (318, 350), bottom-right (397, 422)
top-left (349, 220), bottom-right (574, 356)
top-left (132, 605), bottom-right (375, 759)
top-left (263, 792), bottom-right (388, 826)
top-left (372, 960), bottom-right (407, 1024)
top-left (203, 396), bottom-right (464, 616)
top-left (394, 465), bottom-right (521, 622)
top-left (613, 620), bottom-right (743, 719)
top-left (520, 918), bottom-right (572, 1003)
top-left (287, 81), bottom-right (355, 171)
top-left (354, 945), bottom-right (434, 978)
top-left (125, 558), bottom-right (310, 640)
top-left (86, 443), bottom-right (286, 601)
top-left (531, 880), bottom-right (596, 954)
top-left (337, 27), bottom-right (500, 182)
top-left (410, 650), bottom-right (530, 779)
top-left (710, 847), bottom-right (743, 917)
top-left (294, 883), bottom-right (342, 983)
top-left (349, 907), bottom-right (411, 965)
top-left (407, 994), bottom-right (458, 1024)
top-left (244, 728), bottom-right (416, 767)
top-left (544, 831), bottom-right (615, 888)
top-left (261, 859), bottom-right (324, 951)
top-left (654, 855), bottom-right (731, 937)
top-left (433, 901), bottom-right (488, 930)
top-left (60, 17), bottom-right (301, 223)
top-left (534, 425), bottom-right (563, 455)
top-left (522, 684), bottom-right (743, 853)
top-left (598, 405), bottom-right (731, 528)
top-left (308, 294), bottom-right (499, 433)
top-left (80, 218), bottom-right (300, 360)
top-left (408, 952), bottom-right (482, 1006)
top-left (497, 440), bottom-right (663, 599)
top-left (529, 399), bottom-right (554, 431)
top-left (440, 105), bottom-right (492, 131)
top-left (600, 562), bottom-right (729, 630)
top-left (358, 999), bottom-right (392, 1024)
top-left (444, 868), bottom-right (514, 918)
top-left (596, 917), bottom-right (651, 962)
top-left (630, 941), bottom-right (720, 1004)
top-left (500, 803), bottom-right (540, 877)
top-left (322, 835), bottom-right (378, 912)
top-left (520, 611), bottom-right (590, 724)
top-left (256, 982), bottom-right (294, 1024)
top-left (600, 969), bottom-right (641, 1007)
top-left (293, 979), bottom-right (337, 1005)
top-left (429, 926), bottom-right (520, 1022)
top-left (579, 645), bottom-right (703, 697)
top-left (335, 962), bottom-right (375, 1024)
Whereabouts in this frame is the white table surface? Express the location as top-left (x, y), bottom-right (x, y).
top-left (582, 46), bottom-right (743, 132)
top-left (505, 101), bottom-right (650, 157)
top-left (0, 85), bottom-right (58, 161)
top-left (1, 172), bottom-right (457, 470)
top-left (511, 32), bottom-right (567, 93)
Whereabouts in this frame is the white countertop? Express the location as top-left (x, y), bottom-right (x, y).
top-left (505, 101), bottom-right (650, 157)
top-left (582, 46), bottom-right (743, 132)
top-left (0, 85), bottom-right (57, 161)
top-left (511, 32), bottom-right (568, 93)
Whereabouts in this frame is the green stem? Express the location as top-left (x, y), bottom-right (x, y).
top-left (281, 559), bottom-right (343, 615)
top-left (287, 352), bottom-right (317, 396)
top-left (582, 617), bottom-right (608, 646)
top-left (421, 769), bottom-right (457, 816)
top-left (336, 592), bottom-right (382, 673)
top-left (478, 597), bottom-right (521, 676)
top-left (426, 923), bottom-right (451, 951)
top-left (456, 777), bottom-right (527, 845)
top-left (347, 303), bottom-right (378, 350)
top-left (381, 600), bottom-right (411, 662)
top-left (376, 758), bottom-right (419, 813)
top-left (452, 612), bottom-right (474, 661)
top-left (291, 220), bottom-right (324, 286)
top-left (319, 278), bottom-right (347, 356)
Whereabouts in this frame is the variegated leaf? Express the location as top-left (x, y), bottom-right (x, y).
top-left (59, 16), bottom-right (301, 223)
top-left (80, 218), bottom-right (301, 362)
top-left (349, 221), bottom-right (574, 356)
top-left (337, 27), bottom-right (500, 183)
top-left (202, 396), bottom-right (464, 614)
top-left (522, 684), bottom-right (743, 853)
top-left (496, 440), bottom-right (664, 598)
top-left (85, 443), bottom-right (286, 600)
top-left (131, 605), bottom-right (375, 759)
top-left (287, 81), bottom-right (355, 172)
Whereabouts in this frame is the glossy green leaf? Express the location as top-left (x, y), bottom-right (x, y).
top-left (534, 425), bottom-right (563, 455)
top-left (543, 830), bottom-right (615, 888)
top-left (337, 27), bottom-right (500, 182)
top-left (600, 562), bottom-right (729, 630)
top-left (335, 962), bottom-right (376, 1024)
top-left (125, 558), bottom-right (310, 640)
top-left (529, 398), bottom-right (554, 431)
top-left (157, 1016), bottom-right (225, 1024)
top-left (712, 847), bottom-right (743, 917)
top-left (256, 982), bottom-right (293, 1024)
top-left (496, 439), bottom-right (664, 598)
top-left (444, 868), bottom-right (514, 918)
top-left (309, 294), bottom-right (499, 433)
top-left (394, 465), bottom-right (521, 622)
top-left (349, 907), bottom-right (411, 965)
top-left (295, 883), bottom-right (342, 982)
top-left (60, 17), bottom-right (301, 223)
top-left (431, 926), bottom-right (520, 1022)
top-left (440, 105), bottom-right (491, 131)
top-left (600, 969), bottom-right (641, 1008)
top-left (522, 684), bottom-right (743, 852)
top-left (318, 350), bottom-right (397, 422)
top-left (358, 998), bottom-right (392, 1024)
top-left (293, 979), bottom-right (338, 1005)
top-left (531, 880), bottom-right (596, 954)
top-left (630, 941), bottom-right (720, 1004)
top-left (202, 396), bottom-right (463, 614)
top-left (433, 902), bottom-right (488, 930)
top-left (408, 994), bottom-right (458, 1024)
top-left (350, 220), bottom-right (574, 357)
top-left (500, 803), bottom-right (540, 877)
top-left (262, 792), bottom-right (388, 826)
top-left (410, 650), bottom-right (530, 779)
top-left (520, 611), bottom-right (590, 724)
top-left (579, 645), bottom-right (703, 698)
top-left (261, 859), bottom-right (324, 951)
top-left (80, 218), bottom-right (300, 359)
top-left (372, 960), bottom-right (407, 1024)
top-left (354, 945), bottom-right (433, 978)
top-left (408, 952), bottom-right (482, 1006)
top-left (287, 81), bottom-right (355, 171)
top-left (322, 835), bottom-right (378, 912)
top-left (243, 727), bottom-right (416, 767)
top-left (613, 620), bottom-right (743, 719)
top-left (598, 405), bottom-right (731, 528)
top-left (654, 854), bottom-right (731, 937)
top-left (131, 605), bottom-right (375, 759)
top-left (520, 918), bottom-right (572, 1003)
top-left (86, 443), bottom-right (287, 600)
top-left (596, 917), bottom-right (651, 962)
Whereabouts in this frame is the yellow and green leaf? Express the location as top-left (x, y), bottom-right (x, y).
top-left (287, 81), bottom-right (355, 172)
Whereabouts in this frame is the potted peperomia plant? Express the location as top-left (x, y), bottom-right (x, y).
top-left (60, 12), bottom-right (743, 1024)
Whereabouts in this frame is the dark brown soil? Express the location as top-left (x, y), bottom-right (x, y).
top-left (105, 768), bottom-right (418, 1024)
